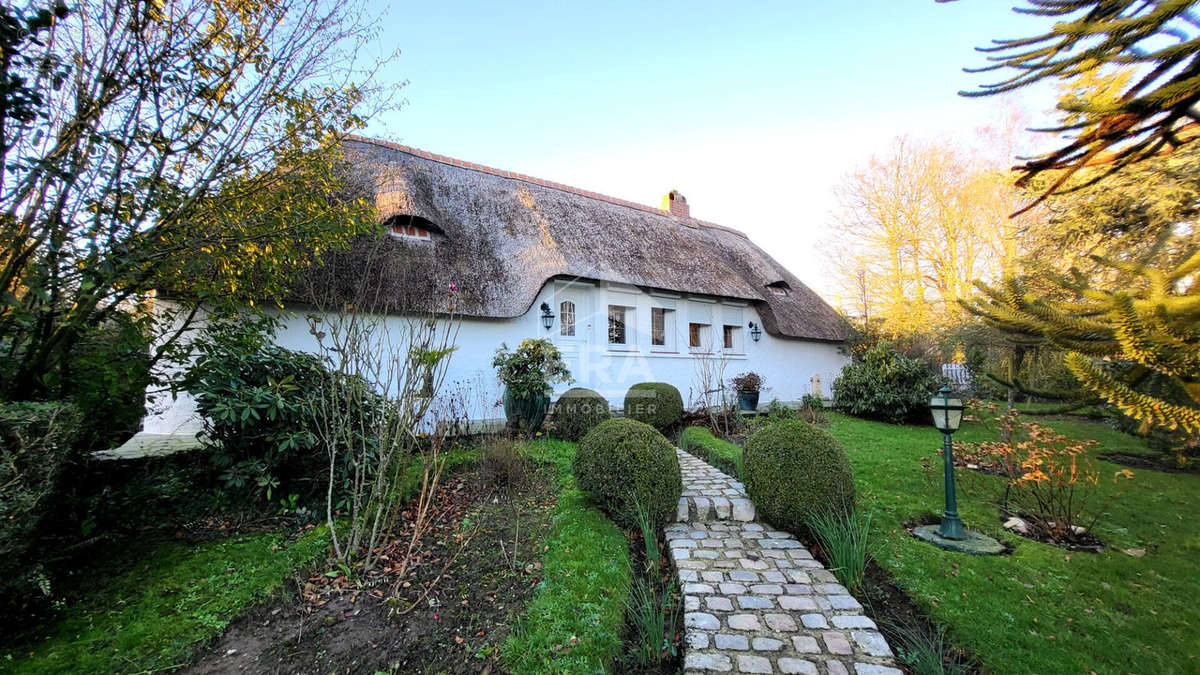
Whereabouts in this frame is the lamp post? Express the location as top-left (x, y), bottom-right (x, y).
top-left (929, 385), bottom-right (965, 540)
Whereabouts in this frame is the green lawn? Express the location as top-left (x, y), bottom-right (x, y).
top-left (826, 412), bottom-right (1200, 674)
top-left (6, 526), bottom-right (329, 674)
top-left (503, 439), bottom-right (631, 675)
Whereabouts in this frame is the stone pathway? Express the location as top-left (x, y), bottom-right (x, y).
top-left (668, 449), bottom-right (900, 675)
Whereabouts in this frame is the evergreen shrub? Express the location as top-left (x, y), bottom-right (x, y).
top-left (743, 419), bottom-right (854, 535)
top-left (550, 388), bottom-right (611, 441)
top-left (573, 418), bottom-right (682, 529)
top-left (623, 382), bottom-right (683, 431)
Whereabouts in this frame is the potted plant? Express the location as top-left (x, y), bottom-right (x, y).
top-left (731, 372), bottom-right (764, 412)
top-left (493, 338), bottom-right (572, 432)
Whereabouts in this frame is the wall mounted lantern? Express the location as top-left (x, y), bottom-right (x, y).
top-left (540, 302), bottom-right (555, 330)
top-left (747, 321), bottom-right (763, 342)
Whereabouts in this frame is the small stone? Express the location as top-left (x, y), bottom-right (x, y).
top-left (684, 583), bottom-right (715, 595)
top-left (702, 571), bottom-right (724, 583)
top-left (779, 595), bottom-right (818, 611)
top-left (810, 569), bottom-right (838, 584)
top-left (679, 569), bottom-right (699, 582)
top-left (737, 654), bottom-right (772, 674)
top-left (731, 499), bottom-right (755, 521)
top-left (784, 584), bottom-right (812, 594)
top-left (673, 548), bottom-right (691, 560)
top-left (751, 637), bottom-right (784, 651)
top-left (684, 652), bottom-right (733, 672)
top-left (727, 614), bottom-right (761, 631)
top-left (829, 595), bottom-right (862, 610)
top-left (729, 571), bottom-right (759, 582)
top-left (761, 571), bottom-right (787, 583)
top-left (739, 558), bottom-right (769, 570)
top-left (702, 539), bottom-right (724, 548)
top-left (792, 635), bottom-right (820, 653)
top-left (764, 613), bottom-right (798, 631)
top-left (785, 570), bottom-right (811, 584)
top-left (685, 596), bottom-right (700, 611)
top-left (743, 523), bottom-right (764, 531)
top-left (675, 539), bottom-right (698, 548)
top-left (827, 661), bottom-right (851, 675)
top-left (714, 633), bottom-right (749, 650)
top-left (778, 658), bottom-right (819, 675)
top-left (694, 549), bottom-right (720, 559)
top-left (814, 583), bottom-right (847, 595)
top-left (822, 631), bottom-right (853, 655)
top-left (719, 582), bottom-right (747, 594)
top-left (853, 665), bottom-right (904, 675)
top-left (685, 612), bottom-right (720, 630)
top-left (750, 584), bottom-right (783, 595)
top-left (712, 498), bottom-right (731, 519)
top-left (736, 595), bottom-right (773, 610)
top-left (686, 631), bottom-right (710, 649)
top-left (705, 596), bottom-right (734, 612)
top-left (832, 615), bottom-right (877, 630)
top-left (800, 613), bottom-right (829, 629)
top-left (851, 631), bottom-right (893, 657)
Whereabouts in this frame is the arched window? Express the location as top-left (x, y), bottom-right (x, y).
top-left (560, 300), bottom-right (575, 336)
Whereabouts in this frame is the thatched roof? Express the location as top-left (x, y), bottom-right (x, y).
top-left (301, 137), bottom-right (848, 342)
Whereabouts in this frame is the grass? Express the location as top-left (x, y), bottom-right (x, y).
top-left (808, 506), bottom-right (872, 594)
top-left (6, 526), bottom-right (329, 674)
top-left (502, 438), bottom-right (631, 675)
top-left (826, 411), bottom-right (1200, 674)
top-left (679, 425), bottom-right (743, 477)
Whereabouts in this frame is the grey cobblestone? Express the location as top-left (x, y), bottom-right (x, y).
top-left (671, 448), bottom-right (897, 674)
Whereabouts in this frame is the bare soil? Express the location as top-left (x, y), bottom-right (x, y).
top-left (186, 464), bottom-right (556, 674)
top-left (1098, 451), bottom-right (1199, 474)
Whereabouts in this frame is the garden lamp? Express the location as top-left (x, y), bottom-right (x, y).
top-left (540, 302), bottom-right (555, 330)
top-left (929, 385), bottom-right (965, 540)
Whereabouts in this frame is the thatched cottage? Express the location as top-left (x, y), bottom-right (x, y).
top-left (142, 137), bottom-right (849, 435)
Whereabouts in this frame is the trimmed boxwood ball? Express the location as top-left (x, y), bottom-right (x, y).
top-left (573, 418), bottom-right (683, 529)
top-left (550, 387), bottom-right (611, 441)
top-left (743, 419), bottom-right (854, 535)
top-left (622, 382), bottom-right (684, 431)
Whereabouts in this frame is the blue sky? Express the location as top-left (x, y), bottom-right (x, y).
top-left (360, 1), bottom-right (1057, 298)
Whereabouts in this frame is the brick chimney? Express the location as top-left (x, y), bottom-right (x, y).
top-left (662, 189), bottom-right (690, 218)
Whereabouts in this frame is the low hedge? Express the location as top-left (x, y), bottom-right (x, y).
top-left (504, 440), bottom-right (631, 674)
top-left (549, 388), bottom-right (611, 442)
top-left (679, 426), bottom-right (743, 478)
top-left (742, 420), bottom-right (854, 535)
top-left (622, 382), bottom-right (683, 431)
top-left (574, 418), bottom-right (682, 529)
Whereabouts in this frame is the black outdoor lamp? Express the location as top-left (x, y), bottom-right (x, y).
top-left (929, 385), bottom-right (966, 540)
top-left (747, 321), bottom-right (762, 342)
top-left (540, 302), bottom-right (555, 330)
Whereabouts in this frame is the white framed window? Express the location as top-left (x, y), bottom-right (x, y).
top-left (560, 300), bottom-right (575, 336)
top-left (608, 304), bottom-right (634, 347)
top-left (689, 322), bottom-right (712, 351)
top-left (651, 307), bottom-right (676, 351)
top-left (722, 325), bottom-right (743, 353)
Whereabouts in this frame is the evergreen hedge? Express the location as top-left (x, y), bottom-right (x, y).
top-left (742, 419), bottom-right (854, 535)
top-left (573, 418), bottom-right (682, 529)
top-left (550, 388), bottom-right (611, 442)
top-left (622, 382), bottom-right (683, 431)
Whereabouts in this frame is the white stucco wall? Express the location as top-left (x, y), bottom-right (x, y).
top-left (141, 280), bottom-right (848, 434)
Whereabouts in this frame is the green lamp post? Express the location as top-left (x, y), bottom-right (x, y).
top-left (929, 385), bottom-right (965, 540)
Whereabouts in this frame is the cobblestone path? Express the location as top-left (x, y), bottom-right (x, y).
top-left (668, 449), bottom-right (900, 675)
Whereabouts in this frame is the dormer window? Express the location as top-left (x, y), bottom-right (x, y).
top-left (766, 280), bottom-right (791, 296)
top-left (385, 215), bottom-right (441, 242)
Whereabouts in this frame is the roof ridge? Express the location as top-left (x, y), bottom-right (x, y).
top-left (343, 134), bottom-right (747, 239)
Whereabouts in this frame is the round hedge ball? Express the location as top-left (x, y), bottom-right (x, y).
top-left (622, 382), bottom-right (684, 431)
top-left (573, 418), bottom-right (683, 529)
top-left (742, 419), bottom-right (855, 535)
top-left (550, 387), bottom-right (611, 442)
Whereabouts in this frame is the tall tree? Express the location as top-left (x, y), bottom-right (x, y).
top-left (964, 147), bottom-right (1200, 460)
top-left (827, 139), bottom-right (1021, 333)
top-left (0, 0), bottom-right (394, 400)
top-left (955, 0), bottom-right (1200, 207)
